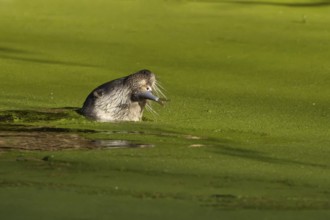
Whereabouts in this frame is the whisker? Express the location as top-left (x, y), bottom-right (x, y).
top-left (154, 81), bottom-right (166, 98)
top-left (145, 108), bottom-right (158, 121)
top-left (156, 81), bottom-right (166, 91)
top-left (146, 103), bottom-right (158, 116)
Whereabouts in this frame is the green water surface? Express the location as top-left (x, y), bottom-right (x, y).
top-left (1, 0), bottom-right (330, 219)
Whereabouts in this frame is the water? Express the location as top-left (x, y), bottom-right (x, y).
top-left (0, 108), bottom-right (204, 151)
top-left (1, 1), bottom-right (330, 219)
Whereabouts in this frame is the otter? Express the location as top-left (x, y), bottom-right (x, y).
top-left (80, 69), bottom-right (165, 122)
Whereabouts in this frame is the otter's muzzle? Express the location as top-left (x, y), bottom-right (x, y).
top-left (136, 91), bottom-right (159, 102)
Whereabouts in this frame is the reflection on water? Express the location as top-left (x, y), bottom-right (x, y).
top-left (0, 108), bottom-right (205, 151)
top-left (92, 140), bottom-right (154, 149)
top-left (0, 127), bottom-right (204, 151)
top-left (0, 131), bottom-right (155, 151)
top-left (0, 131), bottom-right (90, 151)
top-left (0, 108), bottom-right (161, 151)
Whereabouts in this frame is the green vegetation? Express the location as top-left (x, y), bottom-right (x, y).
top-left (0, 0), bottom-right (330, 219)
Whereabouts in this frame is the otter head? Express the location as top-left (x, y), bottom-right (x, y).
top-left (125, 69), bottom-right (160, 103)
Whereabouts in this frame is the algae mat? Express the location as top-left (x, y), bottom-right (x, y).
top-left (1, 0), bottom-right (330, 219)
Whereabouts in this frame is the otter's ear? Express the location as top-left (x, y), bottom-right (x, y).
top-left (93, 89), bottom-right (104, 98)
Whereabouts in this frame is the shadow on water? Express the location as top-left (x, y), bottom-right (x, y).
top-left (0, 45), bottom-right (98, 68)
top-left (208, 143), bottom-right (329, 169)
top-left (0, 46), bottom-right (32, 54)
top-left (0, 108), bottom-right (328, 169)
